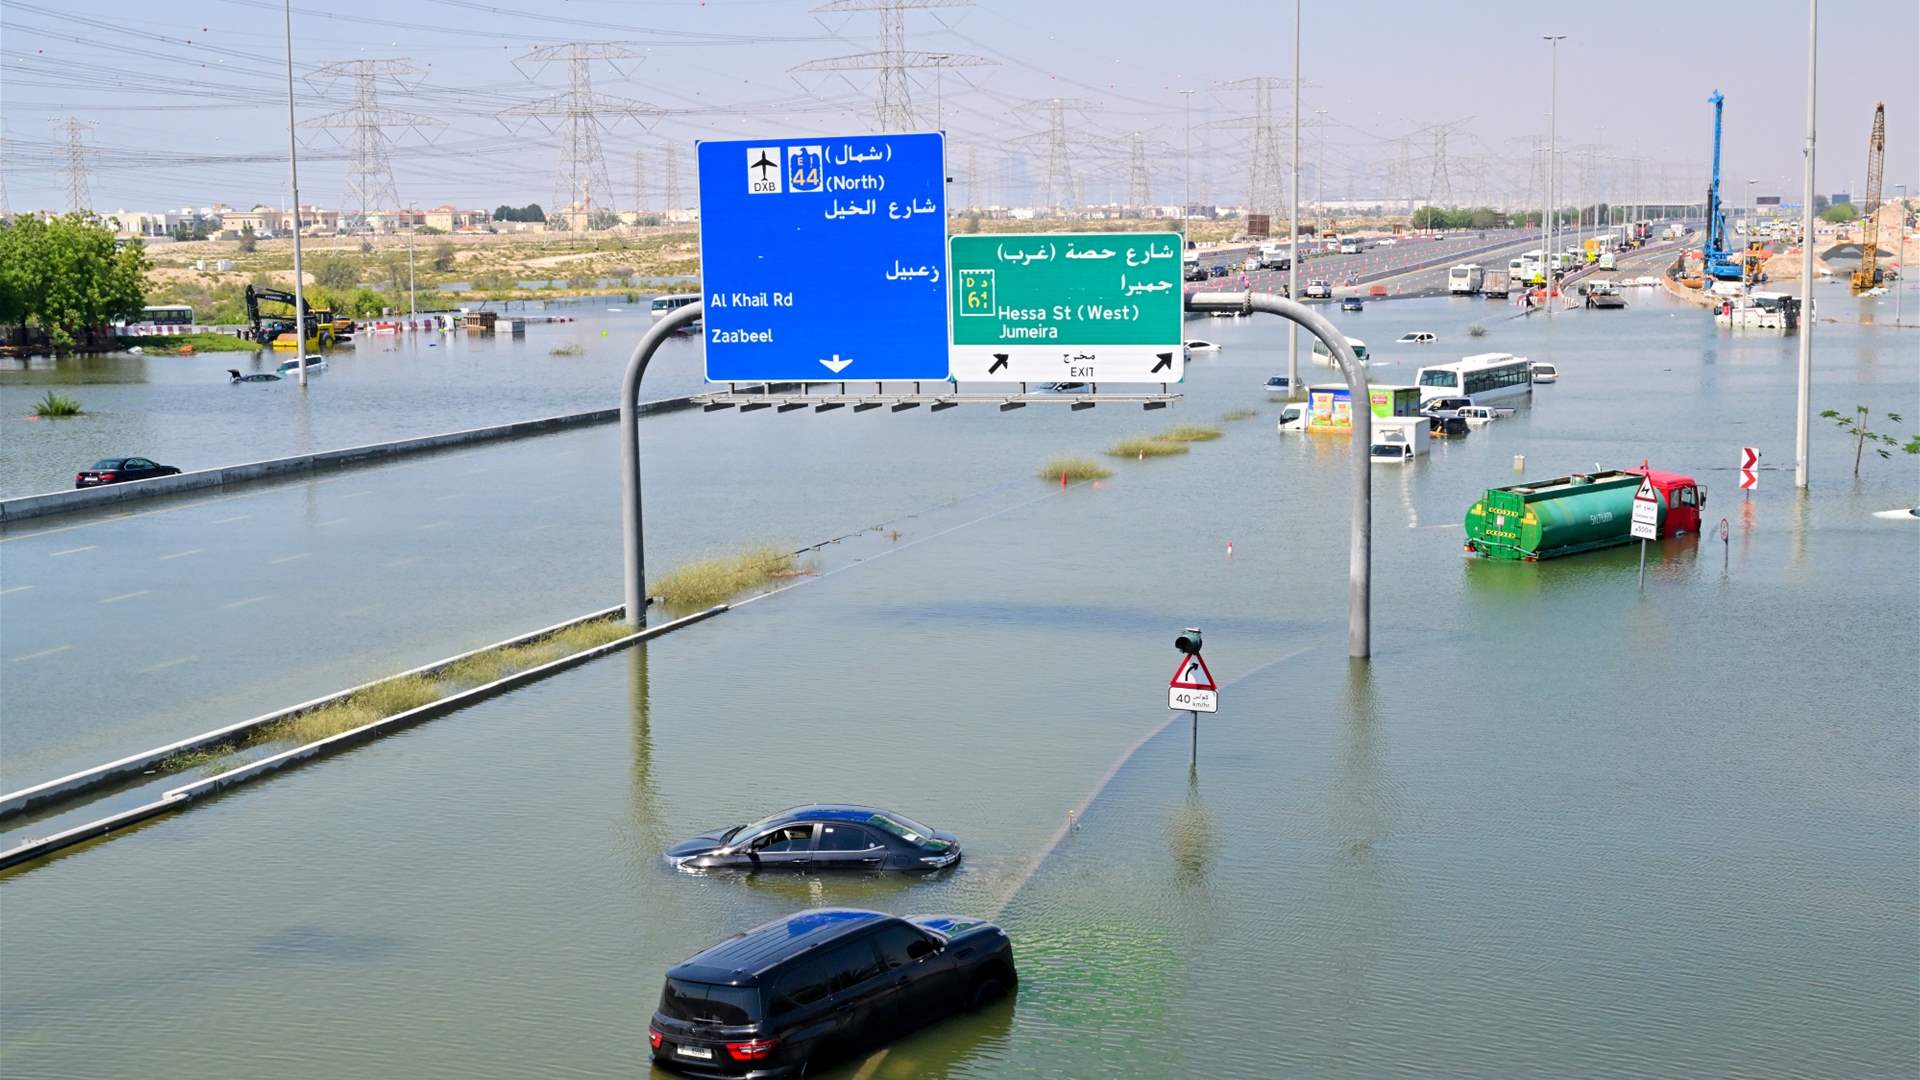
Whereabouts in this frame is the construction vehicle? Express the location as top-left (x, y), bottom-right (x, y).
top-left (1701, 91), bottom-right (1745, 283)
top-left (1850, 102), bottom-right (1886, 294)
top-left (244, 284), bottom-right (334, 350)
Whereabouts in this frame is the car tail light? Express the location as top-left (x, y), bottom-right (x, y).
top-left (100, 472), bottom-right (118, 482)
top-left (725, 1038), bottom-right (777, 1061)
top-left (76, 473), bottom-right (86, 483)
top-left (647, 1029), bottom-right (662, 1051)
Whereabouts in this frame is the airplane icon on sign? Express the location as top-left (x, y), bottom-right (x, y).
top-left (751, 151), bottom-right (779, 180)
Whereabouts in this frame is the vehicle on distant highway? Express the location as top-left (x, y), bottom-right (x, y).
top-left (1377, 237), bottom-right (1396, 247)
top-left (1263, 374), bottom-right (1293, 393)
top-left (1208, 264), bottom-right (1229, 278)
top-left (1257, 242), bottom-right (1291, 270)
top-left (1183, 261), bottom-right (1208, 282)
top-left (649, 908), bottom-right (1015, 1077)
top-left (74, 457), bottom-right (181, 488)
top-left (1337, 237), bottom-right (1361, 255)
top-left (1396, 331), bottom-right (1439, 344)
top-left (665, 805), bottom-right (960, 873)
top-left (1447, 264), bottom-right (1485, 295)
top-left (1303, 279), bottom-right (1333, 299)
top-left (1341, 296), bottom-right (1365, 312)
top-left (1482, 271), bottom-right (1511, 299)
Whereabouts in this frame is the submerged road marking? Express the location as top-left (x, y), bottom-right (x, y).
top-left (315, 517), bottom-right (350, 527)
top-left (383, 555), bottom-right (423, 568)
top-left (0, 584), bottom-right (32, 596)
top-left (531, 494), bottom-right (565, 505)
top-left (433, 493), bottom-right (464, 501)
top-left (212, 514), bottom-right (253, 525)
top-left (270, 552), bottom-right (312, 564)
top-left (138, 655), bottom-right (198, 673)
top-left (222, 595), bottom-right (271, 609)
top-left (97, 589), bottom-right (152, 604)
top-left (11, 644), bottom-right (74, 663)
top-left (339, 490), bottom-right (375, 499)
top-left (417, 520), bottom-right (453, 530)
top-left (49, 545), bottom-right (98, 557)
top-left (159, 548), bottom-right (204, 560)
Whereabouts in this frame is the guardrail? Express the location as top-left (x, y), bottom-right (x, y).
top-left (0, 383), bottom-right (797, 526)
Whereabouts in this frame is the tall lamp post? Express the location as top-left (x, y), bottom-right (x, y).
top-left (282, 0), bottom-right (307, 387)
top-left (1543, 34), bottom-right (1565, 317)
top-left (1287, 0), bottom-right (1301, 398)
top-left (1896, 184), bottom-right (1909, 327)
top-left (1795, 0), bottom-right (1816, 490)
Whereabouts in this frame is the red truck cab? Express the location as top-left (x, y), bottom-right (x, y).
top-left (1629, 466), bottom-right (1707, 536)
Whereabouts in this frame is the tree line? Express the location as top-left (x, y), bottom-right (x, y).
top-left (0, 215), bottom-right (148, 350)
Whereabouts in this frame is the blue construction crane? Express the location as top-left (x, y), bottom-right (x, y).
top-left (1702, 91), bottom-right (1745, 282)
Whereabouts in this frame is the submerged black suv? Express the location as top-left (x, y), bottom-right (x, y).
top-left (650, 908), bottom-right (1016, 1077)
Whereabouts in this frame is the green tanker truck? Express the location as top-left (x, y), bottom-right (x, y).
top-left (1464, 467), bottom-right (1706, 561)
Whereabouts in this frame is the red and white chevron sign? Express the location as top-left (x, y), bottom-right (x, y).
top-left (1739, 446), bottom-right (1759, 490)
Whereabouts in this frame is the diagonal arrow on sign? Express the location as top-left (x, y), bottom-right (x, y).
top-left (988, 353), bottom-right (1008, 374)
top-left (1741, 446), bottom-right (1759, 470)
top-left (1151, 352), bottom-right (1173, 374)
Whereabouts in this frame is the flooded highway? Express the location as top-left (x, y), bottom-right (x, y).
top-left (2, 280), bottom-right (1914, 1077)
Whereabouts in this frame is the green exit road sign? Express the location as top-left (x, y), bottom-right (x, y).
top-left (948, 232), bottom-right (1185, 383)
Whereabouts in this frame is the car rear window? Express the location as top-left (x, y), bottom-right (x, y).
top-left (91, 459), bottom-right (123, 470)
top-left (659, 978), bottom-right (761, 1025)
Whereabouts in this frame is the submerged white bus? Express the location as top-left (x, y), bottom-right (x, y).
top-left (650, 292), bottom-right (701, 321)
top-left (1447, 264), bottom-right (1485, 295)
top-left (1415, 352), bottom-right (1534, 403)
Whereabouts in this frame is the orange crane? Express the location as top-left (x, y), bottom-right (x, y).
top-left (1850, 102), bottom-right (1886, 294)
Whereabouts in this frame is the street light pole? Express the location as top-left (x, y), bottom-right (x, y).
top-left (1179, 88), bottom-right (1195, 224)
top-left (407, 206), bottom-right (417, 319)
top-left (1287, 0), bottom-right (1301, 397)
top-left (1897, 184), bottom-right (1908, 327)
top-left (1544, 34), bottom-right (1565, 317)
top-left (283, 0), bottom-right (307, 387)
top-left (1795, 0), bottom-right (1816, 490)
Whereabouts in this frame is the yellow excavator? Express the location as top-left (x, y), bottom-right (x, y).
top-left (1850, 102), bottom-right (1886, 294)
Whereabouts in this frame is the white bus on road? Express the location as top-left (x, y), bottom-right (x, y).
top-left (1447, 264), bottom-right (1485, 295)
top-left (1517, 250), bottom-right (1545, 286)
top-left (1415, 352), bottom-right (1534, 404)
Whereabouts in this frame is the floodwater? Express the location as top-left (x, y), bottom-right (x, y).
top-left (0, 296), bottom-right (711, 499)
top-left (1, 279), bottom-right (1915, 1078)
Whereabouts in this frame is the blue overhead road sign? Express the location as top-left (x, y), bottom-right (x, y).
top-left (696, 132), bottom-right (950, 382)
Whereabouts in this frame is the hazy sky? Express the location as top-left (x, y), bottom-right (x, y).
top-left (2, 0), bottom-right (1913, 215)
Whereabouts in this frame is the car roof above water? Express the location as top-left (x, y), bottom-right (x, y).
top-left (670, 908), bottom-right (895, 986)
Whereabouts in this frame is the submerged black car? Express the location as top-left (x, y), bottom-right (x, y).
top-left (665, 805), bottom-right (960, 873)
top-left (74, 457), bottom-right (181, 488)
top-left (650, 908), bottom-right (1016, 1078)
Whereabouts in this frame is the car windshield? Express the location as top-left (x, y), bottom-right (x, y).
top-left (90, 459), bottom-right (124, 470)
top-left (865, 812), bottom-right (945, 850)
top-left (659, 979), bottom-right (761, 1025)
top-left (722, 809), bottom-right (799, 845)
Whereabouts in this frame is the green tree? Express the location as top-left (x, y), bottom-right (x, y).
top-left (430, 241), bottom-right (455, 272)
top-left (1819, 202), bottom-right (1858, 223)
top-left (1820, 406), bottom-right (1920, 476)
top-left (238, 222), bottom-right (258, 253)
top-left (0, 214), bottom-right (147, 348)
top-left (309, 255), bottom-right (359, 290)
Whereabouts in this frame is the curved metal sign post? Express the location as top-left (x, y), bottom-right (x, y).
top-left (1187, 290), bottom-right (1371, 658)
top-left (621, 301), bottom-right (705, 627)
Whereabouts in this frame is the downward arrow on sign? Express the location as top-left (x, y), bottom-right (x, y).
top-left (820, 354), bottom-right (854, 374)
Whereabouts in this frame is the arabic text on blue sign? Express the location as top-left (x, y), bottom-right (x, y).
top-left (696, 133), bottom-right (950, 382)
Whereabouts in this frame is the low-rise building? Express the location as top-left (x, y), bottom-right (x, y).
top-left (423, 205), bottom-right (491, 232)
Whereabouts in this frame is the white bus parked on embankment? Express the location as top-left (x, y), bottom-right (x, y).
top-left (1415, 352), bottom-right (1534, 404)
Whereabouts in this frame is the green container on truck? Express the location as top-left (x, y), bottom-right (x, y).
top-left (1463, 467), bottom-right (1705, 561)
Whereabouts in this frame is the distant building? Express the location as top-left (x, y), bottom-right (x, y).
top-left (221, 205), bottom-right (280, 235)
top-left (423, 205), bottom-right (491, 232)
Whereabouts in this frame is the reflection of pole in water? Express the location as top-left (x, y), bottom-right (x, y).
top-left (628, 643), bottom-right (664, 851)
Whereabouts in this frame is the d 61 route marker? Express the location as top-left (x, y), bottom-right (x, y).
top-left (696, 133), bottom-right (950, 382)
top-left (949, 232), bottom-right (1184, 383)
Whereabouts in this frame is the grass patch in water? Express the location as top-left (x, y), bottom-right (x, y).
top-left (549, 342), bottom-right (585, 356)
top-left (651, 546), bottom-right (799, 609)
top-left (1107, 436), bottom-right (1190, 459)
top-left (32, 392), bottom-right (83, 417)
top-left (1219, 408), bottom-right (1258, 422)
top-left (1468, 323), bottom-right (1488, 338)
top-left (1041, 457), bottom-right (1114, 482)
top-left (122, 333), bottom-right (259, 355)
top-left (1159, 424), bottom-right (1224, 442)
top-left (159, 745), bottom-right (234, 772)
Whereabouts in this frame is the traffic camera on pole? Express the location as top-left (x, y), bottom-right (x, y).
top-left (1174, 627), bottom-right (1203, 655)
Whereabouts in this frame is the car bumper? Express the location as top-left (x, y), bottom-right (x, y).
top-left (650, 1051), bottom-right (804, 1079)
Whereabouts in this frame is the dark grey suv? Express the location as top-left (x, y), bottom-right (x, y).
top-left (649, 908), bottom-right (1016, 1077)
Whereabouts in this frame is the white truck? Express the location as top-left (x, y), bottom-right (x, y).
top-left (1257, 242), bottom-right (1291, 270)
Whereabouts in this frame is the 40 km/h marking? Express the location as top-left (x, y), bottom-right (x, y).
top-left (1169, 687), bottom-right (1218, 713)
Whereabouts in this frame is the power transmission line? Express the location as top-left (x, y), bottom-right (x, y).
top-left (1027, 97), bottom-right (1099, 212)
top-left (303, 59), bottom-right (444, 232)
top-left (792, 0), bottom-right (989, 129)
top-left (1126, 131), bottom-right (1152, 209)
top-left (1212, 77), bottom-right (1296, 218)
top-left (498, 41), bottom-right (660, 231)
